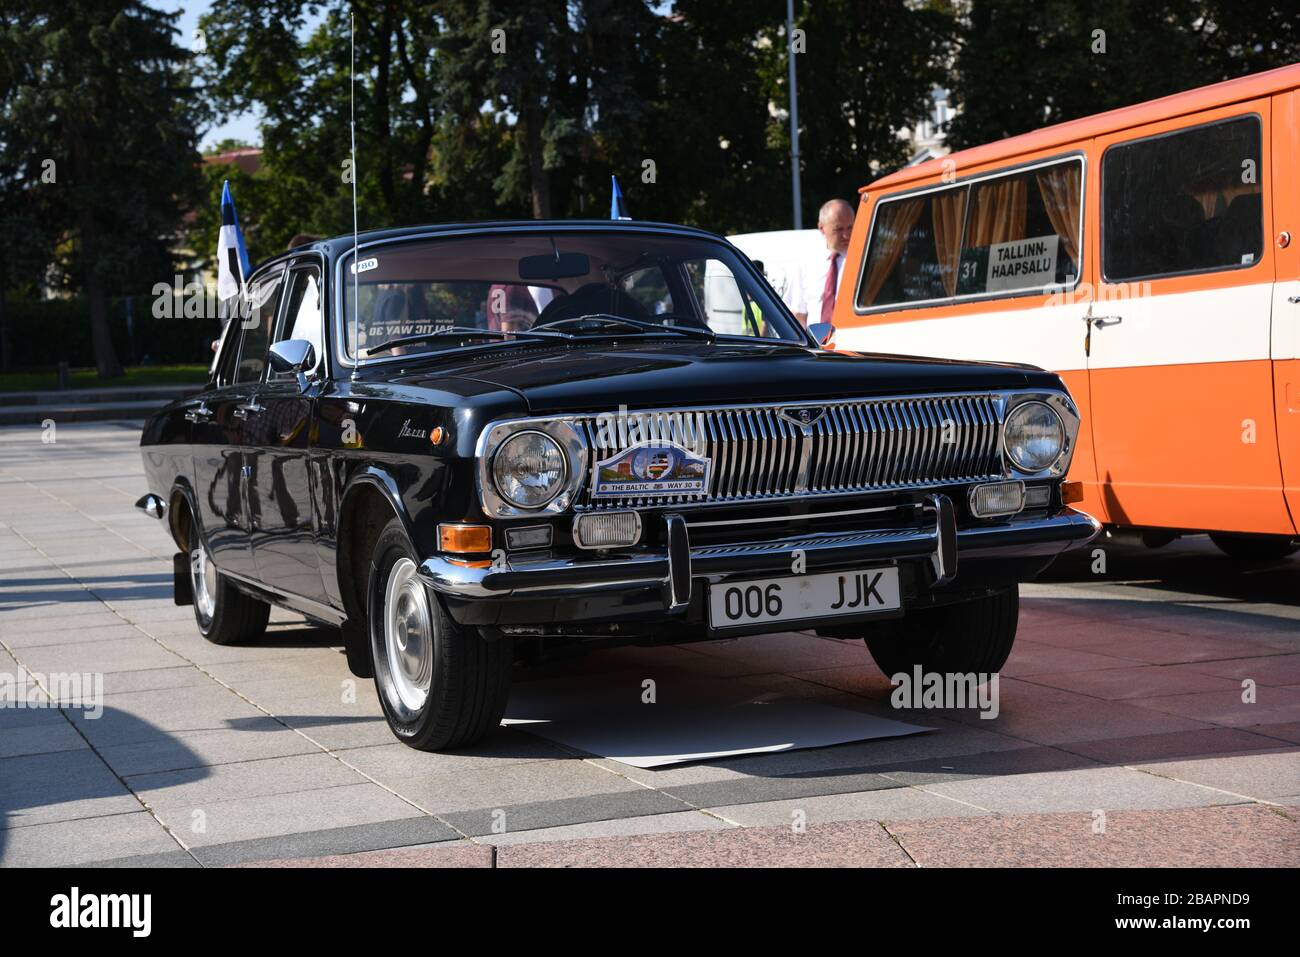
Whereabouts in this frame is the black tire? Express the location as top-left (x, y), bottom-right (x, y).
top-left (1209, 532), bottom-right (1299, 562)
top-left (188, 541), bottom-right (270, 646)
top-left (367, 519), bottom-right (512, 751)
top-left (863, 586), bottom-right (1019, 679)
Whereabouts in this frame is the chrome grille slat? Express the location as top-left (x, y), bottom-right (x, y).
top-left (577, 395), bottom-right (1005, 509)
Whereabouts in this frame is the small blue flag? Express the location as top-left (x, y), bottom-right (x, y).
top-left (217, 180), bottom-right (253, 300)
top-left (610, 175), bottom-right (631, 220)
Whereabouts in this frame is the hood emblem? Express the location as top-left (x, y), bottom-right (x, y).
top-left (778, 406), bottom-right (826, 429)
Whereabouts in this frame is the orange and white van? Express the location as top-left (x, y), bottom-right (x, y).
top-left (833, 63), bottom-right (1300, 559)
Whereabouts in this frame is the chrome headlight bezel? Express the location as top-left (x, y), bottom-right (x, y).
top-left (477, 417), bottom-right (588, 518)
top-left (1001, 392), bottom-right (1078, 479)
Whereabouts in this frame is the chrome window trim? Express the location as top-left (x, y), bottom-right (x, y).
top-left (852, 153), bottom-right (1087, 316)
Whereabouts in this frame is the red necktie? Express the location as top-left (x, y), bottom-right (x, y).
top-left (820, 252), bottom-right (838, 325)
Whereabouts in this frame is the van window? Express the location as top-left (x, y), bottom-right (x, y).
top-left (1102, 116), bottom-right (1263, 282)
top-left (856, 158), bottom-right (1082, 310)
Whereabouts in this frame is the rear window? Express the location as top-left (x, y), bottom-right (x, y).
top-left (856, 158), bottom-right (1082, 310)
top-left (1102, 115), bottom-right (1263, 282)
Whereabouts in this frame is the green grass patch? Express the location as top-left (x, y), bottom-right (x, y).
top-left (0, 364), bottom-right (210, 393)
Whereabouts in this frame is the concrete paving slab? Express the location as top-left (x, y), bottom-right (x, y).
top-left (919, 765), bottom-right (1243, 814)
top-left (196, 816), bottom-right (462, 866)
top-left (0, 719), bottom-right (89, 759)
top-left (0, 811), bottom-right (180, 867)
top-left (240, 840), bottom-right (491, 868)
top-left (713, 786), bottom-right (988, 827)
top-left (1, 748), bottom-right (141, 828)
top-left (1134, 750), bottom-right (1300, 800)
top-left (481, 809), bottom-right (730, 846)
top-left (151, 782), bottom-right (425, 848)
top-left (95, 721), bottom-right (318, 777)
top-left (126, 752), bottom-right (364, 810)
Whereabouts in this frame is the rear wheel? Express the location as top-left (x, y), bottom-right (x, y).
top-left (189, 535), bottom-right (270, 646)
top-left (1209, 532), bottom-right (1299, 562)
top-left (863, 586), bottom-right (1019, 679)
top-left (368, 519), bottom-right (512, 750)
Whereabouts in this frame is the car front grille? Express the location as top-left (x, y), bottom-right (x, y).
top-left (575, 393), bottom-right (1007, 509)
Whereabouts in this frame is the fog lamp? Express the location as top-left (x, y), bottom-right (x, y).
top-left (573, 511), bottom-right (642, 549)
top-left (969, 481), bottom-right (1025, 518)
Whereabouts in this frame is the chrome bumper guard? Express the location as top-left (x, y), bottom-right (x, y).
top-left (419, 496), bottom-right (1101, 603)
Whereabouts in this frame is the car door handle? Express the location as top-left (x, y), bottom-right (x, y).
top-left (233, 400), bottom-right (265, 419)
top-left (184, 402), bottom-right (213, 423)
top-left (1090, 315), bottom-right (1123, 327)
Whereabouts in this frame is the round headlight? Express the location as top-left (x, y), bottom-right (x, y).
top-left (492, 430), bottom-right (567, 508)
top-left (1004, 401), bottom-right (1065, 473)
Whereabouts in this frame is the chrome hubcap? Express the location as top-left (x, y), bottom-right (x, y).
top-left (383, 558), bottom-right (432, 713)
top-left (192, 543), bottom-right (217, 621)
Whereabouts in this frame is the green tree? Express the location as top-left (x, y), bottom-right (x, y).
top-left (947, 0), bottom-right (1300, 150)
top-left (0, 1), bottom-right (202, 378)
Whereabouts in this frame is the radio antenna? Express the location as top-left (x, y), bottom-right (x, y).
top-left (349, 10), bottom-right (360, 379)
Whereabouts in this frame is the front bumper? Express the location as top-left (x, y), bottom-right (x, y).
top-left (418, 495), bottom-right (1100, 625)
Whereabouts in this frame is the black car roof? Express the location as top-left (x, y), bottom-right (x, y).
top-left (260, 219), bottom-right (731, 272)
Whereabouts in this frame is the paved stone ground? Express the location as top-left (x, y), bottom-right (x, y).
top-left (1, 421), bottom-right (1298, 867)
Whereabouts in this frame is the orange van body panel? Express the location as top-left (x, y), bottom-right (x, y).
top-left (832, 64), bottom-right (1300, 537)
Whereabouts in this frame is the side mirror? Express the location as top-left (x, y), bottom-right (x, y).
top-left (268, 339), bottom-right (317, 392)
top-left (807, 322), bottom-right (835, 347)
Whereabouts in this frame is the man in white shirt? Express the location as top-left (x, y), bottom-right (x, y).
top-left (792, 198), bottom-right (856, 326)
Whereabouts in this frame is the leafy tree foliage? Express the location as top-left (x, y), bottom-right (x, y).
top-left (0, 1), bottom-right (202, 377)
top-left (947, 0), bottom-right (1300, 150)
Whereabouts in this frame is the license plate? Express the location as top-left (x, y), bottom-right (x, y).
top-left (708, 567), bottom-right (901, 630)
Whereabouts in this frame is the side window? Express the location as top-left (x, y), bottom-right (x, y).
top-left (234, 269), bottom-right (284, 384)
top-left (856, 158), bottom-right (1083, 309)
top-left (959, 163), bottom-right (1081, 295)
top-left (274, 265), bottom-right (323, 375)
top-left (683, 259), bottom-right (774, 337)
top-left (1102, 115), bottom-right (1263, 282)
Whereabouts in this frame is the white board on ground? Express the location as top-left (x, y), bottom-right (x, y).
top-left (503, 673), bottom-right (932, 769)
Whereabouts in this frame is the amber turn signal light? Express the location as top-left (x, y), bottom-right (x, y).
top-left (1061, 481), bottom-right (1084, 505)
top-left (438, 523), bottom-right (492, 553)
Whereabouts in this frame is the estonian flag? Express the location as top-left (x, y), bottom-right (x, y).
top-left (217, 180), bottom-right (252, 301)
top-left (610, 175), bottom-right (631, 220)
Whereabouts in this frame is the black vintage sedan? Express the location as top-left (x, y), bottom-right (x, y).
top-left (137, 220), bottom-right (1099, 750)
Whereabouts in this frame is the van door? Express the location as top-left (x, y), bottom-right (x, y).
top-left (1272, 89), bottom-right (1300, 533)
top-left (835, 152), bottom-right (1103, 518)
top-left (1087, 102), bottom-right (1294, 534)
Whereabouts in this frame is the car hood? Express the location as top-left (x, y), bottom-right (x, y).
top-left (392, 340), bottom-right (1058, 415)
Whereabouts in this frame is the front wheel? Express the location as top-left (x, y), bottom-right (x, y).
top-left (1209, 532), bottom-right (1299, 562)
top-left (863, 586), bottom-right (1019, 680)
top-left (367, 519), bottom-right (512, 750)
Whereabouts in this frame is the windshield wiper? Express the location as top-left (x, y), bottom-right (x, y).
top-left (532, 313), bottom-right (716, 341)
top-left (362, 326), bottom-right (568, 357)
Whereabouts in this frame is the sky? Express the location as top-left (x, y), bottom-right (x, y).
top-left (150, 0), bottom-right (327, 150)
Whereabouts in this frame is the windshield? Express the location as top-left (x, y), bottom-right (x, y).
top-left (340, 231), bottom-right (805, 360)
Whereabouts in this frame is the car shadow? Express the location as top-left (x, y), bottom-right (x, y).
top-left (0, 707), bottom-right (206, 865)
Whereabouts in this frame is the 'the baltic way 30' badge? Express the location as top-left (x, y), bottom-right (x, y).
top-left (592, 442), bottom-right (711, 497)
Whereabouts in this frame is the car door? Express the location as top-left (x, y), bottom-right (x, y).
top-left (190, 265), bottom-right (286, 579)
top-left (1088, 103), bottom-right (1294, 534)
top-left (244, 260), bottom-right (329, 602)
